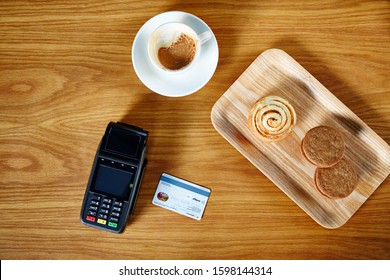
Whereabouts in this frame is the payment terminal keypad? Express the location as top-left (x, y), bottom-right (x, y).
top-left (84, 194), bottom-right (124, 229)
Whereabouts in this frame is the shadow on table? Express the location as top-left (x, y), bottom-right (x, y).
top-left (270, 38), bottom-right (385, 185)
top-left (120, 90), bottom-right (185, 224)
top-left (271, 38), bottom-right (389, 145)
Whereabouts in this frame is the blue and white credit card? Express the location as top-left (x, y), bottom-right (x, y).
top-left (152, 173), bottom-right (211, 220)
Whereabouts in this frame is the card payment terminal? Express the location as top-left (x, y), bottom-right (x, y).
top-left (80, 122), bottom-right (148, 233)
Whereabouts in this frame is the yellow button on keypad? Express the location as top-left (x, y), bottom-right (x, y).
top-left (97, 219), bottom-right (106, 225)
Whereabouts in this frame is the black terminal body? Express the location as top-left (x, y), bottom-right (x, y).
top-left (80, 122), bottom-right (148, 233)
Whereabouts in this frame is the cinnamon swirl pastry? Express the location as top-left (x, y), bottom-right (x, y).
top-left (248, 95), bottom-right (296, 142)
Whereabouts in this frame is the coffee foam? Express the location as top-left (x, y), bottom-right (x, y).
top-left (157, 33), bottom-right (196, 70)
top-left (149, 23), bottom-right (200, 72)
top-left (151, 24), bottom-right (198, 49)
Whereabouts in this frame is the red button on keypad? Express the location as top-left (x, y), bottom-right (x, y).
top-left (86, 215), bottom-right (96, 222)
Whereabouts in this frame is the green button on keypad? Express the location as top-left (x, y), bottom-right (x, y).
top-left (108, 222), bottom-right (117, 228)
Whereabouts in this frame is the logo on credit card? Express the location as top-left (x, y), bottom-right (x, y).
top-left (157, 192), bottom-right (169, 201)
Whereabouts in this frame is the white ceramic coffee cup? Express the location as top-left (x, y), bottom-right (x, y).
top-left (148, 22), bottom-right (211, 74)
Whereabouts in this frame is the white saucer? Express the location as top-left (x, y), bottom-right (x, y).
top-left (132, 11), bottom-right (219, 97)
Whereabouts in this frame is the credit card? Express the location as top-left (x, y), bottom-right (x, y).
top-left (152, 173), bottom-right (211, 220)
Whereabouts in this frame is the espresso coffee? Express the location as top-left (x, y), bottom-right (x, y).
top-left (157, 33), bottom-right (196, 70)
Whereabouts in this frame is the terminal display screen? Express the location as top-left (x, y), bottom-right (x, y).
top-left (92, 163), bottom-right (133, 200)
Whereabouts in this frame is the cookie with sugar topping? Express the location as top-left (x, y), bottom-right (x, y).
top-left (301, 126), bottom-right (344, 167)
top-left (314, 158), bottom-right (358, 199)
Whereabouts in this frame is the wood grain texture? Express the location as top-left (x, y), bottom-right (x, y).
top-left (0, 0), bottom-right (389, 259)
top-left (211, 48), bottom-right (390, 229)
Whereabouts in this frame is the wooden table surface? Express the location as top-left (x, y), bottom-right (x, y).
top-left (1, 0), bottom-right (389, 260)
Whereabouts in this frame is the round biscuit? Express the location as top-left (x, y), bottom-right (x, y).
top-left (302, 126), bottom-right (344, 167)
top-left (314, 158), bottom-right (358, 199)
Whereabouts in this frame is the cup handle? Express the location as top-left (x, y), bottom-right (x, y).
top-left (198, 31), bottom-right (212, 45)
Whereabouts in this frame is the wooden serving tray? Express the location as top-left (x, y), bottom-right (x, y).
top-left (211, 49), bottom-right (390, 229)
